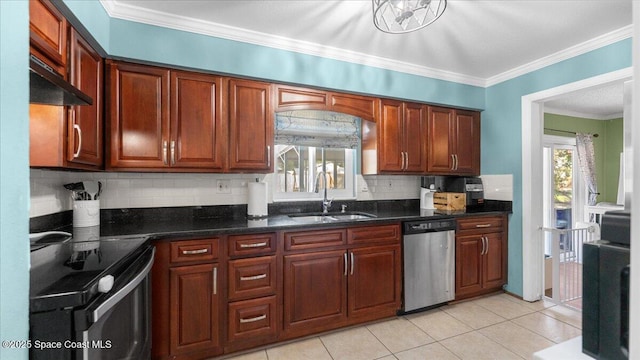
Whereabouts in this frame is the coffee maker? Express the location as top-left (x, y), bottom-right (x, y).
top-left (445, 177), bottom-right (485, 208)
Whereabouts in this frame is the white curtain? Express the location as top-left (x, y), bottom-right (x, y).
top-left (575, 133), bottom-right (598, 206)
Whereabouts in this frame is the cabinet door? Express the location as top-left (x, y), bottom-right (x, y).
top-left (67, 28), bottom-right (103, 167)
top-left (453, 110), bottom-right (480, 175)
top-left (403, 102), bottom-right (427, 173)
top-left (171, 71), bottom-right (225, 169)
top-left (29, 0), bottom-right (67, 75)
top-left (274, 85), bottom-right (328, 111)
top-left (170, 263), bottom-right (220, 355)
top-left (426, 106), bottom-right (455, 173)
top-left (283, 250), bottom-right (347, 335)
top-left (348, 245), bottom-right (401, 318)
top-left (228, 79), bottom-right (273, 172)
top-left (455, 234), bottom-right (483, 298)
top-left (378, 100), bottom-right (404, 172)
top-left (483, 232), bottom-right (507, 289)
top-left (330, 93), bottom-right (378, 122)
top-left (107, 61), bottom-right (170, 169)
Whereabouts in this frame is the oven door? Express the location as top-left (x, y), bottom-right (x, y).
top-left (74, 246), bottom-right (154, 360)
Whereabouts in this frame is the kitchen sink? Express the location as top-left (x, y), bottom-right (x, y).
top-left (288, 212), bottom-right (376, 223)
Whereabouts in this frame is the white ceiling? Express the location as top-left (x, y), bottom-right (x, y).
top-left (102, 0), bottom-right (633, 117)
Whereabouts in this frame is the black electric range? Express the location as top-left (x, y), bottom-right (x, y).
top-left (29, 228), bottom-right (153, 360)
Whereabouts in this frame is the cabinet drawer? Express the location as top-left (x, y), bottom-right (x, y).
top-left (348, 224), bottom-right (401, 245)
top-left (228, 256), bottom-right (277, 300)
top-left (457, 216), bottom-right (504, 233)
top-left (228, 296), bottom-right (277, 342)
top-left (284, 229), bottom-right (346, 251)
top-left (170, 238), bottom-right (219, 263)
top-left (228, 233), bottom-right (276, 257)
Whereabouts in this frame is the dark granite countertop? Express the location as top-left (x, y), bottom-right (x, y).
top-left (30, 200), bottom-right (511, 242)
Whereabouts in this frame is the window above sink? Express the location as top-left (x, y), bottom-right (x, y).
top-left (273, 110), bottom-right (359, 202)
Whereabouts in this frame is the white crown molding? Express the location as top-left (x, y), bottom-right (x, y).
top-left (544, 106), bottom-right (623, 121)
top-left (485, 25), bottom-right (633, 87)
top-left (99, 1), bottom-right (631, 89)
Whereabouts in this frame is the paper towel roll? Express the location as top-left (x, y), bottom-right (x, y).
top-left (248, 182), bottom-right (268, 218)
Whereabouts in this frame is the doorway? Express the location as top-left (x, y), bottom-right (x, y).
top-left (542, 135), bottom-right (588, 309)
top-left (520, 68), bottom-right (632, 302)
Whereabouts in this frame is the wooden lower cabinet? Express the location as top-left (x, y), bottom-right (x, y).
top-left (170, 263), bottom-right (221, 356)
top-left (152, 239), bottom-right (223, 360)
top-left (283, 250), bottom-right (348, 337)
top-left (455, 215), bottom-right (508, 300)
top-left (282, 225), bottom-right (401, 340)
top-left (153, 225), bottom-right (402, 359)
top-left (348, 245), bottom-right (401, 318)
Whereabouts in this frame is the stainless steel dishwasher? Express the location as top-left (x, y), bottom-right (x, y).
top-left (402, 218), bottom-right (456, 313)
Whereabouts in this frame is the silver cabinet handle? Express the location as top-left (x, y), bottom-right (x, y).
top-left (162, 141), bottom-right (168, 165)
top-left (476, 224), bottom-right (492, 228)
top-left (480, 236), bottom-right (486, 255)
top-left (401, 152), bottom-right (406, 170)
top-left (240, 314), bottom-right (266, 323)
top-left (484, 236), bottom-right (489, 255)
top-left (182, 248), bottom-right (208, 255)
top-left (239, 242), bottom-right (268, 248)
top-left (451, 154), bottom-right (455, 170)
top-left (267, 145), bottom-right (271, 168)
top-left (70, 108), bottom-right (82, 158)
top-left (213, 267), bottom-right (217, 295)
top-left (72, 124), bottom-right (82, 158)
top-left (350, 252), bottom-right (354, 275)
top-left (405, 152), bottom-right (409, 170)
top-left (240, 274), bottom-right (267, 281)
top-left (455, 154), bottom-right (459, 170)
top-left (344, 253), bottom-right (348, 276)
top-left (170, 140), bottom-right (176, 165)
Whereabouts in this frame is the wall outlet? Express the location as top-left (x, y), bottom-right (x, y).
top-left (216, 180), bottom-right (231, 194)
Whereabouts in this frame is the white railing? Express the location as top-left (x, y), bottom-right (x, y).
top-left (541, 223), bottom-right (600, 310)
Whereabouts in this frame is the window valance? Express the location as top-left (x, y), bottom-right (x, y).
top-left (274, 110), bottom-right (360, 149)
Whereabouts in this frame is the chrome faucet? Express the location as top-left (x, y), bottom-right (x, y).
top-left (314, 171), bottom-right (332, 214)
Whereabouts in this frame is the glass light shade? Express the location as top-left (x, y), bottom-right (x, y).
top-left (373, 0), bottom-right (447, 34)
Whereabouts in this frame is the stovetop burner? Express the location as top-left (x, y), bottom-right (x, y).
top-left (30, 231), bottom-right (149, 312)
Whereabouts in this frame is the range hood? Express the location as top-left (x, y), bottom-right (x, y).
top-left (29, 55), bottom-right (92, 106)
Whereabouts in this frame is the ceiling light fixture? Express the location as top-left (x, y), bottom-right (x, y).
top-left (372, 0), bottom-right (446, 34)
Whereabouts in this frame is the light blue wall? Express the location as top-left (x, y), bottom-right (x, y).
top-left (63, 0), bottom-right (111, 53)
top-left (483, 39), bottom-right (632, 295)
top-left (107, 19), bottom-right (485, 110)
top-left (0, 1), bottom-right (30, 359)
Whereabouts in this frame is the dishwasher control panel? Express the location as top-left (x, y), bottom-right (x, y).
top-left (403, 219), bottom-right (456, 234)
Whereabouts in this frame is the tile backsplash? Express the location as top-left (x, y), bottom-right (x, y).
top-left (30, 169), bottom-right (420, 218)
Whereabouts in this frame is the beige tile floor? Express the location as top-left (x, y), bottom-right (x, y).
top-left (220, 293), bottom-right (582, 360)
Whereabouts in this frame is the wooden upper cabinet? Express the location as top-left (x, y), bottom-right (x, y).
top-left (453, 109), bottom-right (481, 175)
top-left (30, 27), bottom-right (103, 170)
top-left (427, 106), bottom-right (480, 175)
top-left (378, 100), bottom-right (404, 172)
top-left (30, 0), bottom-right (67, 75)
top-left (426, 106), bottom-right (454, 173)
top-left (171, 71), bottom-right (225, 170)
top-left (228, 79), bottom-right (273, 172)
top-left (377, 100), bottom-right (426, 174)
top-left (67, 28), bottom-right (103, 167)
top-left (274, 84), bottom-right (378, 121)
top-left (106, 61), bottom-right (170, 169)
top-left (274, 85), bottom-right (328, 111)
top-left (106, 61), bottom-right (225, 171)
top-left (329, 92), bottom-right (378, 122)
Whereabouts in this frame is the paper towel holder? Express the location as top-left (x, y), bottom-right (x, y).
top-left (247, 178), bottom-right (269, 219)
